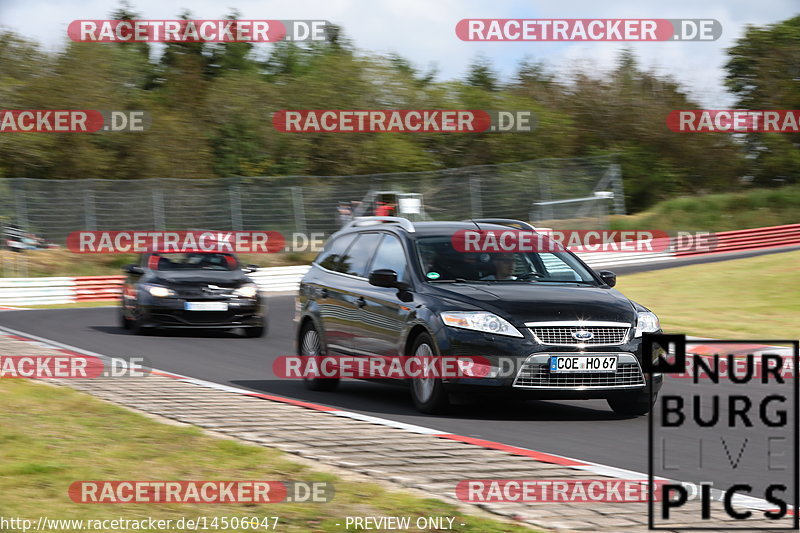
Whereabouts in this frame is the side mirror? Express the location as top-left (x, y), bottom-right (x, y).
top-left (124, 264), bottom-right (144, 275)
top-left (241, 264), bottom-right (259, 273)
top-left (369, 269), bottom-right (401, 288)
top-left (598, 270), bottom-right (616, 288)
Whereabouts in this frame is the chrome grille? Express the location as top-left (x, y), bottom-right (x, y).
top-left (514, 361), bottom-right (645, 389)
top-left (529, 324), bottom-right (629, 346)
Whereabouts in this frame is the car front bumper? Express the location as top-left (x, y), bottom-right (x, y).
top-left (138, 298), bottom-right (264, 328)
top-left (432, 326), bottom-right (663, 399)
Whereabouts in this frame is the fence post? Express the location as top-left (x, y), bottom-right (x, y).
top-left (609, 164), bottom-right (626, 215)
top-left (291, 186), bottom-right (307, 235)
top-left (84, 182), bottom-right (97, 231)
top-left (14, 181), bottom-right (29, 230)
top-left (152, 180), bottom-right (165, 230)
top-left (537, 167), bottom-right (553, 221)
top-left (230, 180), bottom-right (243, 231)
top-left (469, 175), bottom-right (482, 218)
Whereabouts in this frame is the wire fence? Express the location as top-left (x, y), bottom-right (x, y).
top-left (0, 155), bottom-right (623, 243)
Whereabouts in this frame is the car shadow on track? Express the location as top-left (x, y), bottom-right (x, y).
top-left (90, 326), bottom-right (248, 339)
top-left (230, 379), bottom-right (632, 422)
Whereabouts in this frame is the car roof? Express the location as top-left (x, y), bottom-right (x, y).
top-left (409, 221), bottom-right (516, 235)
top-left (340, 220), bottom-right (523, 237)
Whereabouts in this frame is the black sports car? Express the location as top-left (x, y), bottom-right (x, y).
top-left (120, 252), bottom-right (266, 336)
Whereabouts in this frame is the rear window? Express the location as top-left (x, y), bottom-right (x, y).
top-left (339, 233), bottom-right (382, 277)
top-left (369, 234), bottom-right (408, 282)
top-left (314, 234), bottom-right (356, 272)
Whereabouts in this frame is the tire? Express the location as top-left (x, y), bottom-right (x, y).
top-left (119, 306), bottom-right (131, 330)
top-left (129, 308), bottom-right (151, 336)
top-left (244, 323), bottom-right (265, 338)
top-left (408, 333), bottom-right (451, 414)
top-left (299, 322), bottom-right (338, 392)
top-left (244, 327), bottom-right (264, 338)
top-left (607, 390), bottom-right (655, 416)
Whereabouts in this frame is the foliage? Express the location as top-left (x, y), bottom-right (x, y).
top-left (1, 12), bottom-right (798, 212)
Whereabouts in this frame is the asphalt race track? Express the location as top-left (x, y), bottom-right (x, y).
top-left (1, 285), bottom-right (795, 500)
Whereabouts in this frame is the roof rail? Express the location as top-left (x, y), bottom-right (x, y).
top-left (465, 218), bottom-right (537, 231)
top-left (344, 216), bottom-right (416, 233)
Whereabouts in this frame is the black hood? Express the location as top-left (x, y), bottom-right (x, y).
top-left (427, 282), bottom-right (636, 324)
top-left (150, 269), bottom-right (251, 287)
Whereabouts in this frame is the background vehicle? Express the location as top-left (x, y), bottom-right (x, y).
top-left (296, 217), bottom-right (663, 414)
top-left (120, 252), bottom-right (266, 336)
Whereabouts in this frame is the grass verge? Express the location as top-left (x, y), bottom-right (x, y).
top-left (0, 379), bottom-right (533, 532)
top-left (618, 250), bottom-right (800, 339)
top-left (610, 185), bottom-right (800, 233)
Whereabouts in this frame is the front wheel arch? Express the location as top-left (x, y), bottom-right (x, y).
top-left (403, 324), bottom-right (436, 356)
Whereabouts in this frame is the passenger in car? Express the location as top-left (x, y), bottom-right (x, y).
top-left (482, 253), bottom-right (517, 280)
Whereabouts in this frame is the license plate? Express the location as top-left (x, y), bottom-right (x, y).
top-left (184, 301), bottom-right (228, 311)
top-left (550, 355), bottom-right (617, 373)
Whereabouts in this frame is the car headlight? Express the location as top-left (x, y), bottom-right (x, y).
top-left (635, 311), bottom-right (660, 337)
top-left (440, 311), bottom-right (524, 338)
top-left (234, 283), bottom-right (258, 299)
top-left (144, 284), bottom-right (175, 298)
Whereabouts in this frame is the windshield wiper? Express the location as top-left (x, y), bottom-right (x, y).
top-left (429, 278), bottom-right (486, 284)
top-left (514, 272), bottom-right (544, 281)
top-left (533, 279), bottom-right (597, 285)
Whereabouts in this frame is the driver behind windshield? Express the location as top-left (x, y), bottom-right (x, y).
top-left (481, 253), bottom-right (517, 280)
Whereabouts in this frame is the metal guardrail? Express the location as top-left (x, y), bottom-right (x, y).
top-left (247, 265), bottom-right (311, 293)
top-left (0, 266), bottom-right (312, 305)
top-left (674, 223), bottom-right (800, 257)
top-left (1, 224), bottom-right (798, 306)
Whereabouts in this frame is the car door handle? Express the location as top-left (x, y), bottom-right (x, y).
top-left (318, 288), bottom-right (328, 299)
top-left (356, 297), bottom-right (367, 308)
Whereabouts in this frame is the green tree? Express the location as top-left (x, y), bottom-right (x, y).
top-left (725, 15), bottom-right (800, 185)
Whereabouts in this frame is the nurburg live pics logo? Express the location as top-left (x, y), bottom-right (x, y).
top-left (644, 334), bottom-right (799, 530)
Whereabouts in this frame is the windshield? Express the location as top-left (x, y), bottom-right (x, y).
top-left (145, 253), bottom-right (239, 271)
top-left (416, 235), bottom-right (596, 283)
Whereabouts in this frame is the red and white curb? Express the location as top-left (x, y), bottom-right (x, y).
top-left (0, 324), bottom-right (791, 515)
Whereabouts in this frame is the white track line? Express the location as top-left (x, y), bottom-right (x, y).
top-left (0, 323), bottom-right (791, 515)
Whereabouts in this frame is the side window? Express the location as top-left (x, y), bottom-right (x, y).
top-left (539, 253), bottom-right (581, 280)
top-left (369, 234), bottom-right (407, 281)
top-left (315, 234), bottom-right (356, 272)
top-left (340, 233), bottom-right (382, 277)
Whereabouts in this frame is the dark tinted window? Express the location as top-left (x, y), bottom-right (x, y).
top-left (340, 233), bottom-right (382, 277)
top-left (369, 234), bottom-right (407, 281)
top-left (145, 253), bottom-right (238, 271)
top-left (315, 234), bottom-right (356, 272)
